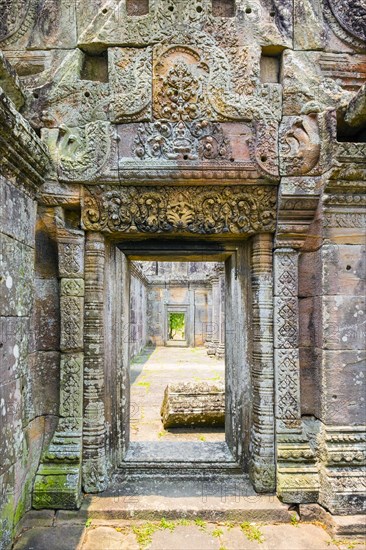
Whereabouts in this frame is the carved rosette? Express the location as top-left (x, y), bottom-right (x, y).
top-left (81, 185), bottom-right (277, 237)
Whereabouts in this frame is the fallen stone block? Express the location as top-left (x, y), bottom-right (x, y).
top-left (161, 381), bottom-right (225, 428)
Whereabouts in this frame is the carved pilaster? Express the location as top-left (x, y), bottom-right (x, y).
top-left (33, 229), bottom-right (84, 510)
top-left (83, 232), bottom-right (108, 492)
top-left (215, 267), bottom-right (225, 360)
top-left (207, 274), bottom-right (220, 356)
top-left (249, 233), bottom-right (275, 492)
top-left (274, 248), bottom-right (319, 503)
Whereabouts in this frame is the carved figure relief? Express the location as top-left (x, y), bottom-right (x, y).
top-left (279, 114), bottom-right (321, 176)
top-left (46, 122), bottom-right (112, 181)
top-left (133, 119), bottom-right (231, 161)
top-left (82, 185), bottom-right (277, 236)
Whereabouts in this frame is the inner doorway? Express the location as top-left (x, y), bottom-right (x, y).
top-left (116, 241), bottom-right (251, 471)
top-left (167, 311), bottom-right (186, 343)
top-left (129, 260), bottom-right (226, 447)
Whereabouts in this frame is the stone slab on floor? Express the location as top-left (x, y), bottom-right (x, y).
top-left (13, 525), bottom-right (86, 550)
top-left (56, 478), bottom-right (293, 522)
top-left (13, 521), bottom-right (359, 550)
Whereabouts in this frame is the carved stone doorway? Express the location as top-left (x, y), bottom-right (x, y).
top-left (100, 236), bottom-right (275, 489)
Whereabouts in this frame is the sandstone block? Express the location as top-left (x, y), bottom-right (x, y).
top-left (34, 278), bottom-right (60, 351)
top-left (0, 234), bottom-right (34, 317)
top-left (161, 382), bottom-right (225, 428)
top-left (322, 244), bottom-right (366, 297)
top-left (323, 296), bottom-right (366, 351)
top-left (322, 350), bottom-right (366, 425)
top-left (0, 178), bottom-right (36, 247)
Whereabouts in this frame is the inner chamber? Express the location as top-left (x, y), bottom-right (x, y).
top-left (129, 260), bottom-right (226, 444)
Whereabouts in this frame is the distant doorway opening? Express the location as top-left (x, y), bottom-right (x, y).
top-left (168, 311), bottom-right (186, 342)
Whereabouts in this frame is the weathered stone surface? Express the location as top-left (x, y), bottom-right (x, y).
top-left (0, 235), bottom-right (34, 317)
top-left (321, 350), bottom-right (366, 425)
top-left (1, 0), bottom-right (366, 544)
top-left (323, 296), bottom-right (365, 351)
top-left (34, 278), bottom-right (60, 351)
top-left (161, 382), bottom-right (225, 428)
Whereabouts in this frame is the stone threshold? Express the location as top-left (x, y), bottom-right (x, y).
top-left (123, 441), bottom-right (236, 463)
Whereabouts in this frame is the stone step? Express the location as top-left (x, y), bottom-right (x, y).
top-left (56, 478), bottom-right (293, 523)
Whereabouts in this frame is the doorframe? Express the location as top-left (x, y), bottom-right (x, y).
top-left (101, 237), bottom-right (276, 491)
top-left (165, 305), bottom-right (189, 346)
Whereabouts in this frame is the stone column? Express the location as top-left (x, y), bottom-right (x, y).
top-left (33, 225), bottom-right (84, 509)
top-left (274, 248), bottom-right (318, 503)
top-left (207, 272), bottom-right (220, 356)
top-left (83, 232), bottom-right (108, 492)
top-left (215, 267), bottom-right (225, 359)
top-left (249, 233), bottom-right (275, 492)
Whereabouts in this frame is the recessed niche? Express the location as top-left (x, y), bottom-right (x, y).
top-left (260, 53), bottom-right (281, 84)
top-left (80, 50), bottom-right (108, 83)
top-left (126, 0), bottom-right (149, 16)
top-left (212, 0), bottom-right (235, 17)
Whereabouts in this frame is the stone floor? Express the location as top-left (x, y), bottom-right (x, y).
top-left (13, 517), bottom-right (365, 550)
top-left (130, 346), bottom-right (225, 442)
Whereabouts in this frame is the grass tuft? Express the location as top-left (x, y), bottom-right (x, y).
top-left (132, 522), bottom-right (160, 549)
top-left (240, 522), bottom-right (264, 543)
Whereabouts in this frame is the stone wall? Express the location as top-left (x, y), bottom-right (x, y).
top-left (0, 0), bottom-right (365, 543)
top-left (129, 265), bottom-right (148, 359)
top-left (147, 283), bottom-right (212, 347)
top-left (0, 55), bottom-right (51, 546)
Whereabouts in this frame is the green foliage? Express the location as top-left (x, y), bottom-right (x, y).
top-left (136, 381), bottom-right (151, 390)
top-left (168, 312), bottom-right (185, 339)
top-left (85, 518), bottom-right (92, 527)
top-left (328, 539), bottom-right (362, 549)
top-left (160, 517), bottom-right (175, 531)
top-left (132, 522), bottom-right (160, 549)
top-left (240, 522), bottom-right (264, 543)
top-left (212, 527), bottom-right (224, 538)
top-left (194, 517), bottom-right (207, 530)
top-left (177, 518), bottom-right (191, 526)
top-left (290, 513), bottom-right (299, 526)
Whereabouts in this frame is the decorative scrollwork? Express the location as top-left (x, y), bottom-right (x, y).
top-left (82, 185), bottom-right (277, 237)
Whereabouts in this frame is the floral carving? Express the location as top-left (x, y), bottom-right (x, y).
top-left (82, 185), bottom-right (277, 236)
top-left (154, 46), bottom-right (210, 121)
top-left (60, 354), bottom-right (83, 431)
top-left (133, 120), bottom-right (231, 161)
top-left (109, 47), bottom-right (152, 122)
